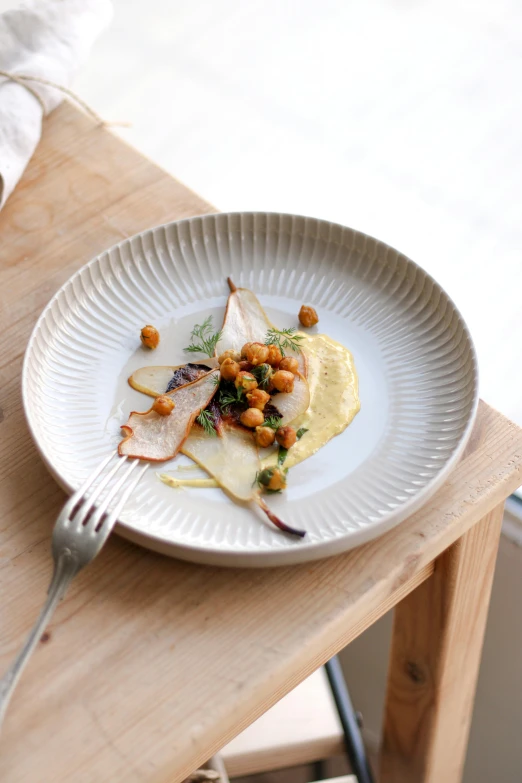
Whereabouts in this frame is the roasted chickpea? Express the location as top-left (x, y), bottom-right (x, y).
top-left (241, 342), bottom-right (254, 359)
top-left (257, 466), bottom-right (287, 492)
top-left (276, 425), bottom-right (297, 449)
top-left (246, 388), bottom-right (271, 410)
top-left (152, 395), bottom-right (175, 416)
top-left (266, 343), bottom-right (283, 366)
top-left (298, 305), bottom-right (319, 327)
top-left (255, 425), bottom-right (276, 448)
top-left (271, 369), bottom-right (295, 393)
top-left (279, 356), bottom-right (299, 374)
top-left (240, 407), bottom-right (265, 428)
top-left (220, 357), bottom-right (240, 381)
top-left (245, 342), bottom-right (269, 366)
top-left (235, 371), bottom-right (258, 392)
top-left (218, 349), bottom-right (241, 364)
top-left (140, 324), bottom-right (160, 349)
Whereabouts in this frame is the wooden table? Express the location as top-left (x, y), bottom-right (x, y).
top-left (1, 104), bottom-right (521, 783)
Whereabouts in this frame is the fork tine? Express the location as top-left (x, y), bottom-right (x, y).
top-left (90, 462), bottom-right (149, 546)
top-left (71, 455), bottom-right (129, 527)
top-left (105, 463), bottom-right (149, 528)
top-left (86, 459), bottom-right (141, 532)
top-left (62, 450), bottom-right (117, 518)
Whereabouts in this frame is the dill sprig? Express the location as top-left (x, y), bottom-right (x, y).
top-left (264, 327), bottom-right (304, 357)
top-left (218, 385), bottom-right (245, 413)
top-left (211, 373), bottom-right (221, 388)
top-left (196, 408), bottom-right (217, 437)
top-left (262, 415), bottom-right (282, 430)
top-left (184, 315), bottom-right (222, 357)
top-left (251, 363), bottom-right (272, 389)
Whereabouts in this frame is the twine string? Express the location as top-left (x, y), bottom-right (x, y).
top-left (0, 70), bottom-right (129, 127)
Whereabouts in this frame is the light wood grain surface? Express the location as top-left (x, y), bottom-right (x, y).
top-left (1, 105), bottom-right (522, 783)
top-left (380, 504), bottom-right (504, 783)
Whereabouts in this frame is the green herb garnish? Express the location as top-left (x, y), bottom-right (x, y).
top-left (296, 427), bottom-right (309, 439)
top-left (251, 363), bottom-right (273, 389)
top-left (196, 408), bottom-right (217, 437)
top-left (264, 327), bottom-right (304, 356)
top-left (218, 385), bottom-right (245, 413)
top-left (184, 315), bottom-right (222, 357)
top-left (262, 415), bottom-right (282, 430)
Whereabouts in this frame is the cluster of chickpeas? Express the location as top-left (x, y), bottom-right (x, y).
top-left (144, 301), bottom-right (319, 430)
top-left (218, 341), bottom-right (300, 450)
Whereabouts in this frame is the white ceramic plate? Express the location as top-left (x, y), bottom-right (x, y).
top-left (23, 213), bottom-right (478, 567)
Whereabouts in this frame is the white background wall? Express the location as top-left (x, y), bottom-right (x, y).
top-left (3, 0), bottom-right (522, 779)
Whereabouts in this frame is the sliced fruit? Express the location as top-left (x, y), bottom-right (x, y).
top-left (216, 279), bottom-right (307, 375)
top-left (270, 372), bottom-right (310, 425)
top-left (129, 359), bottom-right (219, 397)
top-left (183, 416), bottom-right (306, 537)
top-left (216, 281), bottom-right (271, 355)
top-left (119, 370), bottom-right (219, 461)
top-left (182, 420), bottom-right (259, 502)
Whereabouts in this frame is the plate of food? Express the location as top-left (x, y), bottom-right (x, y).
top-left (23, 212), bottom-right (478, 566)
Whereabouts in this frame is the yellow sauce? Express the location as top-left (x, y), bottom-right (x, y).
top-left (161, 333), bottom-right (360, 487)
top-left (262, 333), bottom-right (360, 469)
top-left (159, 474), bottom-right (218, 489)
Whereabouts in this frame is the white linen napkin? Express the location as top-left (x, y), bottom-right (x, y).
top-left (0, 0), bottom-right (112, 210)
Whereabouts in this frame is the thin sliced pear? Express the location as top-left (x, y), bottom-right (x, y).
top-left (271, 372), bottom-right (310, 425)
top-left (216, 279), bottom-right (307, 377)
top-left (183, 419), bottom-right (306, 537)
top-left (129, 359), bottom-right (219, 397)
top-left (216, 281), bottom-right (272, 355)
top-left (119, 370), bottom-right (219, 461)
top-left (182, 421), bottom-right (259, 501)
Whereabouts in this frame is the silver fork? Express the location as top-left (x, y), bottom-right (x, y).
top-left (0, 451), bottom-right (148, 728)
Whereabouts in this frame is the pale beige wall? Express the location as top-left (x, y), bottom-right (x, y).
top-left (339, 525), bottom-right (522, 782)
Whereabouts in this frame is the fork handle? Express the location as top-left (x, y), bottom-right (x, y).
top-left (0, 549), bottom-right (79, 729)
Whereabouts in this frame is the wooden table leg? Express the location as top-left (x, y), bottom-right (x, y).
top-left (379, 503), bottom-right (504, 783)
